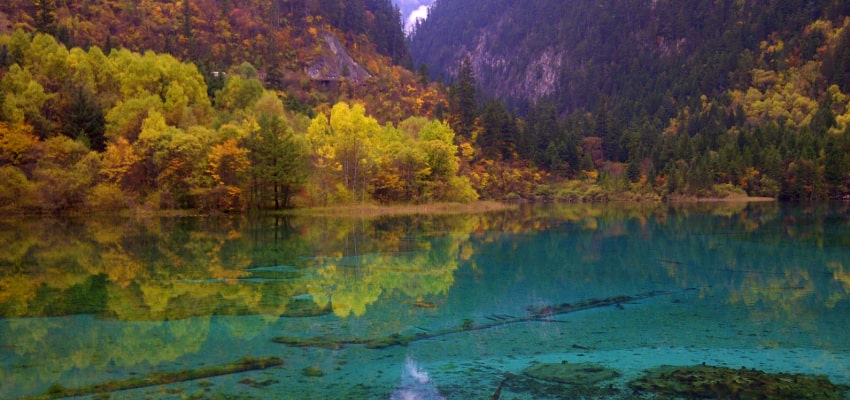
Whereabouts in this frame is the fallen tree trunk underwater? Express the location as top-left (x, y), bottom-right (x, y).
top-left (273, 289), bottom-right (686, 350)
top-left (22, 357), bottom-right (284, 400)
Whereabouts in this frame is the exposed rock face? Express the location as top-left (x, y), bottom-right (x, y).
top-left (408, 0), bottom-right (718, 112)
top-left (462, 18), bottom-right (566, 101)
top-left (305, 32), bottom-right (372, 83)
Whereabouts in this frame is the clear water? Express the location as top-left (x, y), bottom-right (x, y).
top-left (1, 202), bottom-right (849, 399)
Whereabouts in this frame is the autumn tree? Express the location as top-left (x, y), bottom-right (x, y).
top-left (328, 102), bottom-right (380, 200)
top-left (198, 139), bottom-right (249, 211)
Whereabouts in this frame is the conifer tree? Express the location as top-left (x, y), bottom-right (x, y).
top-left (449, 56), bottom-right (476, 139)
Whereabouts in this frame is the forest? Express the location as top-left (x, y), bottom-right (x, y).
top-left (412, 0), bottom-right (850, 201)
top-left (0, 30), bottom-right (482, 213)
top-left (3, 1), bottom-right (850, 214)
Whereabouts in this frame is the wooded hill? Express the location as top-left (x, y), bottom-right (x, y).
top-left (411, 0), bottom-right (850, 200)
top-left (4, 0), bottom-right (850, 214)
top-left (0, 0), bottom-right (436, 123)
top-left (0, 1), bottom-right (470, 214)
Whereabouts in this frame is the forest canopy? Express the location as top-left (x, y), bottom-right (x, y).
top-left (0, 31), bottom-right (472, 213)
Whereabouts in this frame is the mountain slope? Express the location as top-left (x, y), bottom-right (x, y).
top-left (0, 0), bottom-right (431, 122)
top-left (410, 0), bottom-right (850, 116)
top-left (411, 0), bottom-right (850, 200)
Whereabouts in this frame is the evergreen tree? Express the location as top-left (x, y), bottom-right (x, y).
top-left (33, 0), bottom-right (57, 34)
top-left (248, 114), bottom-right (308, 209)
top-left (61, 86), bottom-right (106, 151)
top-left (449, 56), bottom-right (476, 139)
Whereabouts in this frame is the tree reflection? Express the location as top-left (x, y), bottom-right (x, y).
top-left (652, 203), bottom-right (850, 345)
top-left (3, 203), bottom-right (850, 397)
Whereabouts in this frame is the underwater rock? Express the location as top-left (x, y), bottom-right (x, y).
top-left (523, 362), bottom-right (621, 385)
top-left (630, 364), bottom-right (849, 399)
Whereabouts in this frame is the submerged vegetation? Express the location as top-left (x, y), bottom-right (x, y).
top-left (630, 364), bottom-right (849, 399)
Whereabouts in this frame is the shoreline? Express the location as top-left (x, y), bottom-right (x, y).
top-left (0, 196), bottom-right (782, 219)
top-left (280, 200), bottom-right (516, 218)
top-left (667, 194), bottom-right (777, 203)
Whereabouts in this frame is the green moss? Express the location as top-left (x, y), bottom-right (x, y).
top-left (630, 364), bottom-right (849, 400)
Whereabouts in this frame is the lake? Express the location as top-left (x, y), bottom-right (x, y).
top-left (1, 202), bottom-right (849, 399)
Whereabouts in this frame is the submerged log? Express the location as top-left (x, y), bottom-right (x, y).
top-left (26, 357), bottom-right (284, 400)
top-left (272, 290), bottom-right (675, 350)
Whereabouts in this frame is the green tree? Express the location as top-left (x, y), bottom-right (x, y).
top-left (0, 64), bottom-right (51, 132)
top-left (215, 75), bottom-right (264, 113)
top-left (479, 99), bottom-right (517, 160)
top-left (448, 56), bottom-right (477, 139)
top-left (328, 102), bottom-right (380, 198)
top-left (247, 113), bottom-right (309, 209)
top-left (33, 0), bottom-right (57, 34)
top-left (62, 86), bottom-right (106, 151)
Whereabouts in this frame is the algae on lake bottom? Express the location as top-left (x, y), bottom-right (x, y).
top-left (629, 364), bottom-right (849, 399)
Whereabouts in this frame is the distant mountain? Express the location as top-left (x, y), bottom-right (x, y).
top-left (410, 0), bottom-right (850, 117)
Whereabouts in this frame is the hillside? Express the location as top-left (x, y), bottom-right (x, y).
top-left (4, 0), bottom-right (850, 212)
top-left (0, 0), bottom-right (436, 123)
top-left (410, 0), bottom-right (850, 200)
top-left (0, 1), bottom-right (469, 214)
top-left (412, 0), bottom-right (850, 113)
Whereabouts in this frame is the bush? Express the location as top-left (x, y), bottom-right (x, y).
top-left (0, 166), bottom-right (32, 212)
top-left (87, 183), bottom-right (131, 211)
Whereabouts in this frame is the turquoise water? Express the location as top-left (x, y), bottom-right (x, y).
top-left (1, 202), bottom-right (849, 399)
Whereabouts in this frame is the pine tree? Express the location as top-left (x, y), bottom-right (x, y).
top-left (61, 86), bottom-right (106, 151)
top-left (449, 56), bottom-right (477, 139)
top-left (33, 0), bottom-right (57, 34)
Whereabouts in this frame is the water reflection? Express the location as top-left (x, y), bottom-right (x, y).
top-left (1, 202), bottom-right (850, 398)
top-left (391, 356), bottom-right (445, 400)
top-left (2, 202), bottom-right (850, 325)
